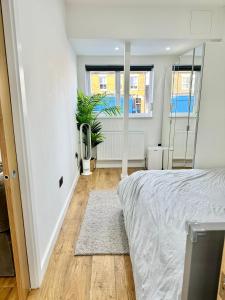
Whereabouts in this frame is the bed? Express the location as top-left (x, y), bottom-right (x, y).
top-left (118, 168), bottom-right (225, 300)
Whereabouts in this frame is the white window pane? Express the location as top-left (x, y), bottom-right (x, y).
top-left (130, 75), bottom-right (138, 89)
top-left (120, 71), bottom-right (152, 114)
top-left (88, 69), bottom-right (153, 116)
top-left (90, 71), bottom-right (116, 112)
top-left (90, 71), bottom-right (115, 95)
top-left (99, 74), bottom-right (107, 90)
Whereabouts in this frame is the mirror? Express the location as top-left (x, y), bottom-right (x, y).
top-left (162, 44), bottom-right (205, 169)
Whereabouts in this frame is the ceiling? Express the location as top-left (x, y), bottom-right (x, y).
top-left (66, 0), bottom-right (225, 7)
top-left (70, 39), bottom-right (205, 56)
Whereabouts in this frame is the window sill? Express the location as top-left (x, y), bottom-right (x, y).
top-left (98, 113), bottom-right (153, 119)
top-left (169, 113), bottom-right (197, 118)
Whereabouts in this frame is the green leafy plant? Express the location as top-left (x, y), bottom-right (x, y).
top-left (76, 90), bottom-right (120, 153)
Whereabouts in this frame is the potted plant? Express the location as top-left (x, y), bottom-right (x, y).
top-left (76, 90), bottom-right (120, 172)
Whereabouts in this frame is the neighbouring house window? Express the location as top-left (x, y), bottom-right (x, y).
top-left (181, 73), bottom-right (190, 90)
top-left (86, 65), bottom-right (154, 117)
top-left (130, 75), bottom-right (138, 89)
top-left (171, 67), bottom-right (200, 115)
top-left (99, 74), bottom-right (107, 90)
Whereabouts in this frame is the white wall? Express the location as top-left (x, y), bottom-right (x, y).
top-left (77, 55), bottom-right (177, 165)
top-left (7, 0), bottom-right (79, 286)
top-left (66, 4), bottom-right (225, 39)
top-left (195, 41), bottom-right (225, 168)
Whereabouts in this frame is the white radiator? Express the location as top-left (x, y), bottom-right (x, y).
top-left (97, 131), bottom-right (145, 160)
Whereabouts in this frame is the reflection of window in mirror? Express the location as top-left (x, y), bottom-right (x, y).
top-left (181, 73), bottom-right (190, 90)
top-left (171, 71), bottom-right (198, 117)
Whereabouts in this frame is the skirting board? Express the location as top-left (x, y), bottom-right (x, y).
top-left (39, 172), bottom-right (80, 285)
top-left (96, 160), bottom-right (146, 168)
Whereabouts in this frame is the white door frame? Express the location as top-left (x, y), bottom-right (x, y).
top-left (1, 0), bottom-right (41, 288)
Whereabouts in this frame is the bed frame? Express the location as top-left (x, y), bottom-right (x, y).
top-left (181, 222), bottom-right (225, 300)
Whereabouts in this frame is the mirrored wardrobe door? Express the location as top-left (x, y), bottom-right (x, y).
top-left (172, 49), bottom-right (195, 169)
top-left (192, 44), bottom-right (205, 167)
top-left (162, 58), bottom-right (180, 169)
top-left (183, 48), bottom-right (196, 168)
top-left (162, 43), bottom-right (205, 170)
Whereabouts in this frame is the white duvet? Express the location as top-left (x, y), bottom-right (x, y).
top-left (118, 169), bottom-right (225, 300)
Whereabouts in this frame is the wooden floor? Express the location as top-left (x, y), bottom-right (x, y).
top-left (0, 277), bottom-right (17, 299)
top-left (20, 168), bottom-right (136, 300)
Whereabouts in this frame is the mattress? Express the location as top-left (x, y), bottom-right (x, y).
top-left (118, 169), bottom-right (225, 300)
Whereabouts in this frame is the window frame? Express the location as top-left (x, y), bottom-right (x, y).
top-left (86, 65), bottom-right (154, 118)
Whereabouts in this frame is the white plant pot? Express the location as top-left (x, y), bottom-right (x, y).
top-left (82, 159), bottom-right (92, 176)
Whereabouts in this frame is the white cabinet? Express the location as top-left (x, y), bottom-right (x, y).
top-left (147, 146), bottom-right (173, 170)
top-left (147, 146), bottom-right (164, 170)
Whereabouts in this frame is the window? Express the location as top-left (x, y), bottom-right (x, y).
top-left (86, 65), bottom-right (154, 116)
top-left (89, 71), bottom-right (116, 110)
top-left (171, 67), bottom-right (200, 115)
top-left (99, 75), bottom-right (107, 90)
top-left (134, 98), bottom-right (141, 113)
top-left (120, 71), bottom-right (151, 114)
top-left (181, 73), bottom-right (190, 90)
top-left (130, 75), bottom-right (138, 89)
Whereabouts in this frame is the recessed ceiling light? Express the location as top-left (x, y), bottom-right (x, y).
top-left (166, 47), bottom-right (171, 51)
top-left (115, 47), bottom-right (119, 51)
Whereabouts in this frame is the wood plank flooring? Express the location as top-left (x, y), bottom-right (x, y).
top-left (21, 168), bottom-right (137, 300)
top-left (217, 240), bottom-right (225, 300)
top-left (0, 277), bottom-right (17, 299)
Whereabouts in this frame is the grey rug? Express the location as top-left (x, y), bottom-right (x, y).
top-left (75, 190), bottom-right (129, 255)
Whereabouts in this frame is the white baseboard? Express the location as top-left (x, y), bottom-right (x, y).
top-left (96, 160), bottom-right (146, 168)
top-left (39, 173), bottom-right (80, 284)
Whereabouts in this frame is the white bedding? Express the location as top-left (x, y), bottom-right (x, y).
top-left (118, 169), bottom-right (225, 300)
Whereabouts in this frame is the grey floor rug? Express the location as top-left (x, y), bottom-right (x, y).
top-left (75, 190), bottom-right (129, 255)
